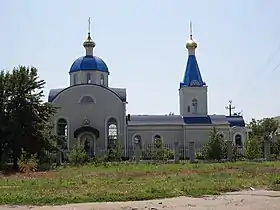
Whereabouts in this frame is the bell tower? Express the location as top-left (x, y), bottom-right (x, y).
top-left (179, 22), bottom-right (208, 116)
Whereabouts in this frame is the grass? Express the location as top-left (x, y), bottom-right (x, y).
top-left (1, 161), bottom-right (280, 205)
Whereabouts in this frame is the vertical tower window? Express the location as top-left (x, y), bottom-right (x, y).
top-left (192, 99), bottom-right (198, 113)
top-left (100, 75), bottom-right (104, 85)
top-left (73, 74), bottom-right (77, 85)
top-left (86, 73), bottom-right (92, 83)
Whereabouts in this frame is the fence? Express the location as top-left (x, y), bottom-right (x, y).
top-left (55, 139), bottom-right (273, 164)
top-left (128, 140), bottom-right (272, 163)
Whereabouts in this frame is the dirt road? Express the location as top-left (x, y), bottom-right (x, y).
top-left (0, 190), bottom-right (279, 210)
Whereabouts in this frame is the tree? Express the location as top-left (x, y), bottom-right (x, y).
top-left (246, 136), bottom-right (262, 159)
top-left (0, 71), bottom-right (10, 168)
top-left (248, 118), bottom-right (278, 139)
top-left (5, 66), bottom-right (57, 168)
top-left (202, 126), bottom-right (226, 160)
top-left (247, 118), bottom-right (279, 157)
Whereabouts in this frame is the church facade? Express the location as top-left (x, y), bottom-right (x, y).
top-left (48, 24), bottom-right (247, 158)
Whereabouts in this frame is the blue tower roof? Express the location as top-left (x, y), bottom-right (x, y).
top-left (180, 54), bottom-right (205, 88)
top-left (69, 55), bottom-right (109, 73)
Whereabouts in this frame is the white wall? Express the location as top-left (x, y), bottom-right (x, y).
top-left (179, 86), bottom-right (208, 116)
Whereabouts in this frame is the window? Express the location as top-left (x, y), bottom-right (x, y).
top-left (73, 74), bottom-right (77, 85)
top-left (100, 75), bottom-right (104, 85)
top-left (192, 99), bottom-right (198, 114)
top-left (153, 134), bottom-right (162, 144)
top-left (187, 106), bottom-right (190, 112)
top-left (190, 80), bottom-right (200, 86)
top-left (80, 95), bottom-right (95, 104)
top-left (107, 118), bottom-right (118, 149)
top-left (235, 134), bottom-right (242, 147)
top-left (57, 118), bottom-right (68, 149)
top-left (57, 118), bottom-right (67, 136)
top-left (153, 134), bottom-right (163, 149)
top-left (133, 135), bottom-right (142, 144)
top-left (86, 73), bottom-right (92, 83)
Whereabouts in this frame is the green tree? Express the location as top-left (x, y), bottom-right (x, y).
top-left (106, 141), bottom-right (122, 162)
top-left (246, 135), bottom-right (262, 159)
top-left (0, 71), bottom-right (10, 168)
top-left (68, 144), bottom-right (90, 165)
top-left (248, 118), bottom-right (279, 156)
top-left (202, 126), bottom-right (226, 160)
top-left (248, 118), bottom-right (278, 140)
top-left (6, 66), bottom-right (57, 168)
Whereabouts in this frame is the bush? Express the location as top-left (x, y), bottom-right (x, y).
top-left (246, 136), bottom-right (262, 159)
top-left (150, 138), bottom-right (174, 161)
top-left (18, 152), bottom-right (39, 173)
top-left (106, 143), bottom-right (122, 162)
top-left (202, 127), bottom-right (226, 160)
top-left (195, 151), bottom-right (205, 160)
top-left (68, 144), bottom-right (90, 165)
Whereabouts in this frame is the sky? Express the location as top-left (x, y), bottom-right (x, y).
top-left (1, 0), bottom-right (280, 122)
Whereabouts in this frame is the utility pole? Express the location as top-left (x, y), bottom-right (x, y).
top-left (225, 100), bottom-right (235, 116)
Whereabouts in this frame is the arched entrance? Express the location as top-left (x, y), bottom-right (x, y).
top-left (74, 126), bottom-right (100, 157)
top-left (79, 132), bottom-right (95, 157)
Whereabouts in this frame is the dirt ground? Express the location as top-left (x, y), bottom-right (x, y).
top-left (1, 190), bottom-right (280, 210)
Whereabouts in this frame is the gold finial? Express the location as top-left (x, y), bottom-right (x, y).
top-left (186, 21), bottom-right (197, 49)
top-left (83, 17), bottom-right (95, 48)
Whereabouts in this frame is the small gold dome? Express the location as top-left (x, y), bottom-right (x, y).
top-left (83, 39), bottom-right (95, 48)
top-left (83, 33), bottom-right (96, 48)
top-left (186, 38), bottom-right (197, 49)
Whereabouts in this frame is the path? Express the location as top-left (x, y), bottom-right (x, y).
top-left (0, 190), bottom-right (279, 210)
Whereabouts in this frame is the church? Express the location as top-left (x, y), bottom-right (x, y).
top-left (48, 22), bottom-right (247, 159)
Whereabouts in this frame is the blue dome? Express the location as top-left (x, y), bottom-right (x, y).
top-left (69, 55), bottom-right (109, 73)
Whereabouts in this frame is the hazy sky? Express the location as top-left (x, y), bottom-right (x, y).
top-left (1, 0), bottom-right (280, 122)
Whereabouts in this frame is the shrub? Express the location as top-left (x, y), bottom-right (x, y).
top-left (195, 151), bottom-right (205, 160)
top-left (150, 138), bottom-right (174, 161)
top-left (18, 152), bottom-right (39, 173)
top-left (106, 143), bottom-right (122, 162)
top-left (68, 144), bottom-right (90, 165)
top-left (202, 127), bottom-right (226, 160)
top-left (246, 136), bottom-right (262, 159)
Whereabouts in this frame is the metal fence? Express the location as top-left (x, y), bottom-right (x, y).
top-left (55, 140), bottom-right (275, 164)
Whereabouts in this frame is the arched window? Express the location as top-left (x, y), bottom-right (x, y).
top-left (133, 135), bottom-right (142, 144)
top-left (107, 118), bottom-right (118, 149)
top-left (57, 118), bottom-right (68, 149)
top-left (100, 75), bottom-right (104, 85)
top-left (57, 119), bottom-right (67, 136)
top-left (153, 134), bottom-right (161, 142)
top-left (192, 99), bottom-right (198, 114)
top-left (86, 73), bottom-right (92, 83)
top-left (153, 134), bottom-right (162, 148)
top-left (80, 95), bottom-right (95, 104)
top-left (235, 134), bottom-right (243, 147)
top-left (73, 74), bottom-right (77, 85)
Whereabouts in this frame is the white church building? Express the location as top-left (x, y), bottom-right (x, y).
top-left (48, 23), bottom-right (247, 159)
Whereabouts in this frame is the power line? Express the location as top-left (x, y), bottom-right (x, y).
top-left (271, 62), bottom-right (280, 73)
top-left (236, 44), bottom-right (280, 99)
